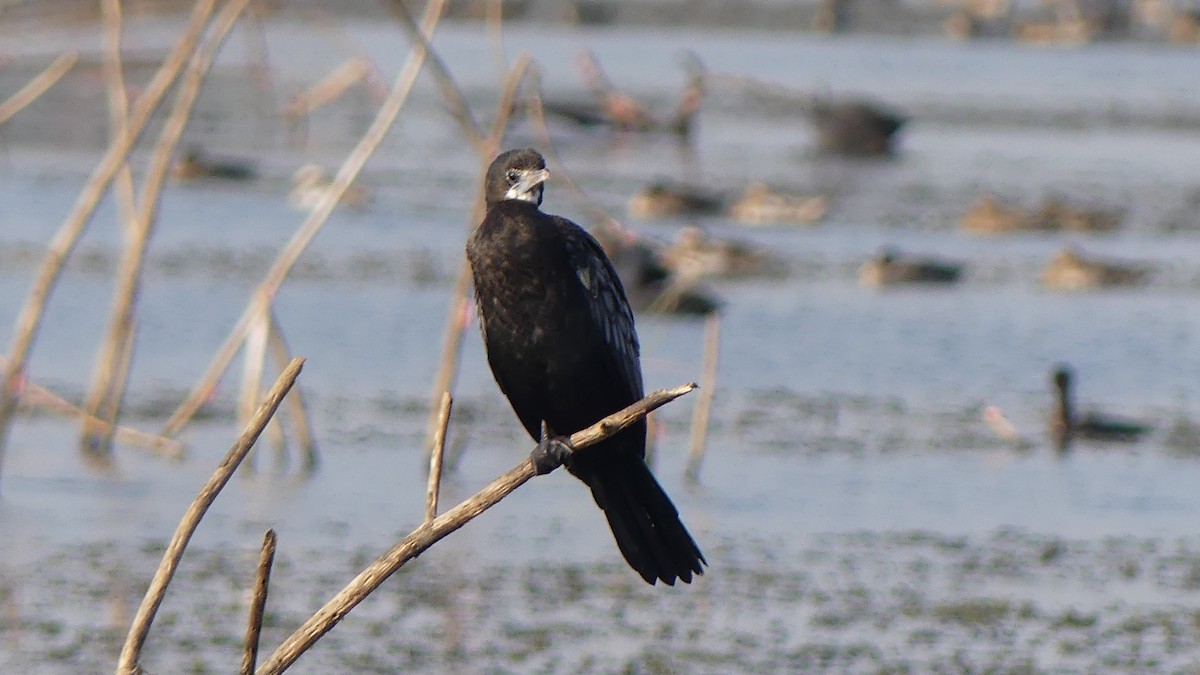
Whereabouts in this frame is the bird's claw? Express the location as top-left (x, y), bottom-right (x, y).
top-left (531, 434), bottom-right (574, 475)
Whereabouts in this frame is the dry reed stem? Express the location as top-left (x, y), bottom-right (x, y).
top-left (486, 0), bottom-right (507, 73)
top-left (116, 358), bottom-right (304, 675)
top-left (161, 0), bottom-right (453, 438)
top-left (685, 314), bottom-right (720, 483)
top-left (238, 306), bottom-right (273, 470)
top-left (0, 0), bottom-right (220, 482)
top-left (242, 1), bottom-right (278, 113)
top-left (282, 57), bottom-right (370, 120)
top-left (425, 391), bottom-right (453, 523)
top-left (99, 0), bottom-right (138, 234)
top-left (242, 529), bottom-right (278, 675)
top-left (255, 382), bottom-right (695, 675)
top-left (0, 51), bottom-right (77, 127)
top-left (238, 308), bottom-right (270, 430)
top-left (79, 0), bottom-right (152, 454)
top-left (2, 355), bottom-right (183, 458)
top-left (521, 78), bottom-right (617, 223)
top-left (421, 55), bottom-right (531, 459)
top-left (383, 0), bottom-right (486, 152)
top-left (267, 310), bottom-right (317, 471)
top-left (83, 0), bottom-right (254, 458)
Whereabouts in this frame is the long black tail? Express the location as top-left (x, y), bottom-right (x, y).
top-left (579, 453), bottom-right (706, 585)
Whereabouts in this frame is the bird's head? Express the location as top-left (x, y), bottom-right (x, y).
top-left (486, 148), bottom-right (550, 207)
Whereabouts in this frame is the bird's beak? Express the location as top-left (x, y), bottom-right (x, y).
top-left (520, 168), bottom-right (550, 191)
top-left (507, 168), bottom-right (551, 203)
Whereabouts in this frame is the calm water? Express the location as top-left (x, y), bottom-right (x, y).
top-left (3, 13), bottom-right (1200, 673)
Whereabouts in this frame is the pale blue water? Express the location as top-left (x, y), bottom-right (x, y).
top-left (2, 13), bottom-right (1200, 673)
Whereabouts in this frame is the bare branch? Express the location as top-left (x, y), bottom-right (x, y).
top-left (425, 392), bottom-right (453, 523)
top-left (0, 51), bottom-right (77, 127)
top-left (161, 0), bottom-right (454, 438)
top-left (0, 0), bottom-right (220, 484)
top-left (242, 529), bottom-right (279, 675)
top-left (686, 314), bottom-right (721, 483)
top-left (84, 0), bottom-right (254, 456)
top-left (422, 54), bottom-right (532, 459)
top-left (255, 383), bottom-right (695, 675)
top-left (116, 358), bottom-right (304, 675)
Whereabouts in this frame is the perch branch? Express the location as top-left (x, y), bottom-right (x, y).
top-left (255, 383), bottom-right (696, 675)
top-left (242, 529), bottom-right (278, 675)
top-left (116, 358), bottom-right (304, 675)
top-left (425, 391), bottom-right (453, 523)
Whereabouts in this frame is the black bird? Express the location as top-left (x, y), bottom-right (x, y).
top-left (810, 98), bottom-right (906, 157)
top-left (1049, 365), bottom-right (1151, 451)
top-left (466, 148), bottom-right (706, 585)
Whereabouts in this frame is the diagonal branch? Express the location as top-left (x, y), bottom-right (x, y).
top-left (161, 0), bottom-right (454, 438)
top-left (0, 51), bottom-right (77, 127)
top-left (255, 382), bottom-right (696, 674)
top-left (0, 0), bottom-right (220, 485)
top-left (116, 358), bottom-right (304, 675)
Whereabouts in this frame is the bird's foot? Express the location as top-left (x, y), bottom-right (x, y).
top-left (532, 423), bottom-right (574, 475)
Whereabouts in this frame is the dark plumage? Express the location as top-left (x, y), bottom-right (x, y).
top-left (1050, 365), bottom-right (1151, 451)
top-left (811, 99), bottom-right (906, 157)
top-left (466, 148), bottom-right (706, 585)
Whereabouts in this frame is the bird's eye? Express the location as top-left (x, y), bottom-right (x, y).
top-left (505, 169), bottom-right (520, 182)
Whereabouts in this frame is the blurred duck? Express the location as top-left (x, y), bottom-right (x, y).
top-left (960, 194), bottom-right (1036, 233)
top-left (289, 164), bottom-right (372, 211)
top-left (591, 220), bottom-right (720, 316)
top-left (171, 147), bottom-right (257, 181)
top-left (727, 183), bottom-right (829, 226)
top-left (1040, 247), bottom-right (1148, 290)
top-left (661, 226), bottom-right (786, 281)
top-left (859, 249), bottom-right (963, 287)
top-left (811, 98), bottom-right (906, 157)
top-left (962, 194), bottom-right (1123, 234)
top-left (627, 181), bottom-right (727, 219)
top-left (1049, 365), bottom-right (1151, 451)
top-left (1036, 197), bottom-right (1122, 232)
top-left (1014, 1), bottom-right (1101, 45)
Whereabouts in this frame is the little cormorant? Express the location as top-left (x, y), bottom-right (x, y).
top-left (466, 148), bottom-right (706, 585)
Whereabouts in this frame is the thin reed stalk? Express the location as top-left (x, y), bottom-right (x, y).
top-left (0, 51), bottom-right (77, 127)
top-left (521, 77), bottom-right (617, 223)
top-left (255, 382), bottom-right (695, 675)
top-left (79, 0), bottom-right (180, 451)
top-left (282, 57), bottom-right (370, 120)
top-left (422, 55), bottom-right (531, 460)
top-left (0, 0), bottom-right (220, 484)
top-left (267, 311), bottom-right (317, 471)
top-left (238, 306), bottom-right (272, 470)
top-left (116, 358), bottom-right (304, 675)
top-left (79, 0), bottom-right (154, 454)
top-left (241, 529), bottom-right (278, 675)
top-left (685, 314), bottom-right (720, 483)
top-left (161, 0), bottom-right (454, 438)
top-left (5, 355), bottom-right (182, 458)
top-left (486, 0), bottom-right (507, 74)
top-left (383, 0), bottom-right (486, 152)
top-left (82, 0), bottom-right (255, 457)
top-left (425, 391), bottom-right (453, 523)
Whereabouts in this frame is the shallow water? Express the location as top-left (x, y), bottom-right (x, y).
top-left (3, 11), bottom-right (1200, 674)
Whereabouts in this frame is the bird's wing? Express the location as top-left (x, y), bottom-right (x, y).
top-left (555, 216), bottom-right (644, 399)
